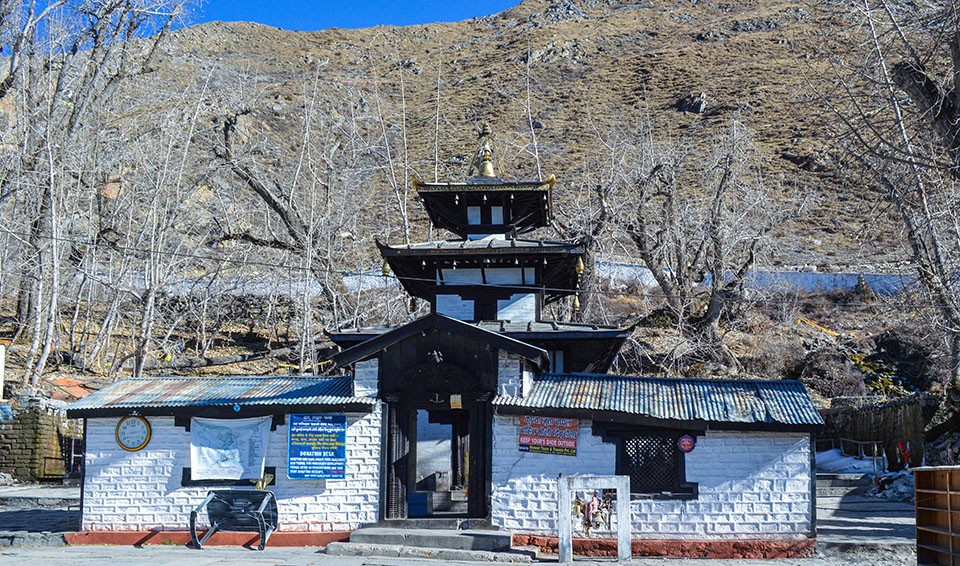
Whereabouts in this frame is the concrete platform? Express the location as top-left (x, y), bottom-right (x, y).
top-left (0, 485), bottom-right (79, 508)
top-left (349, 528), bottom-right (511, 551)
top-left (816, 494), bottom-right (915, 547)
top-left (325, 541), bottom-right (533, 562)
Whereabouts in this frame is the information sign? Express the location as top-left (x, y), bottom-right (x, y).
top-left (518, 415), bottom-right (578, 456)
top-left (288, 414), bottom-right (347, 479)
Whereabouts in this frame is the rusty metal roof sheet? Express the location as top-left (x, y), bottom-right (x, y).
top-left (494, 373), bottom-right (823, 428)
top-left (66, 376), bottom-right (372, 416)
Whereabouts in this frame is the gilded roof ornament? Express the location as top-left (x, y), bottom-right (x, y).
top-left (468, 122), bottom-right (497, 178)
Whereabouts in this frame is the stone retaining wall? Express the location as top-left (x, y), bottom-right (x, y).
top-left (0, 405), bottom-right (79, 481)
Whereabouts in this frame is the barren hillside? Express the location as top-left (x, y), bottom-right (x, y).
top-left (143, 0), bottom-right (895, 269)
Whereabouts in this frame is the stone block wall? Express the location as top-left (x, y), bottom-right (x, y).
top-left (497, 352), bottom-right (523, 396)
top-left (0, 405), bottom-right (78, 481)
top-left (353, 359), bottom-right (378, 398)
top-left (81, 405), bottom-right (382, 532)
top-left (491, 414), bottom-right (813, 539)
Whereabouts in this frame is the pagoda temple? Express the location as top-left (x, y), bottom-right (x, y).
top-left (66, 125), bottom-right (823, 558)
top-left (329, 126), bottom-right (631, 518)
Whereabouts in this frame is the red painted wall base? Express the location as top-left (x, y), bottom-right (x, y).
top-left (64, 530), bottom-right (350, 548)
top-left (511, 534), bottom-right (817, 559)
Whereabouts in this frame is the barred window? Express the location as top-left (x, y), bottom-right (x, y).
top-left (615, 431), bottom-right (697, 498)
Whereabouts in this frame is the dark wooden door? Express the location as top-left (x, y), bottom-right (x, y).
top-left (383, 361), bottom-right (492, 519)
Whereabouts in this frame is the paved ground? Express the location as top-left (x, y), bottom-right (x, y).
top-left (0, 544), bottom-right (917, 565)
top-left (0, 484), bottom-right (919, 565)
top-left (815, 495), bottom-right (915, 545)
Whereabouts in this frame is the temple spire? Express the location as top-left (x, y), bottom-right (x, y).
top-left (469, 123), bottom-right (497, 178)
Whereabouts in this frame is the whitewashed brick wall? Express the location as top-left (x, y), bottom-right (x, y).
top-left (497, 352), bottom-right (523, 396)
top-left (492, 415), bottom-right (614, 533)
top-left (82, 405), bottom-right (382, 532)
top-left (435, 294), bottom-right (474, 320)
top-left (490, 414), bottom-right (812, 539)
top-left (353, 359), bottom-right (378, 398)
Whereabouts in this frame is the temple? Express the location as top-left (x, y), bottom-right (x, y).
top-left (66, 125), bottom-right (823, 558)
top-left (328, 125), bottom-right (631, 518)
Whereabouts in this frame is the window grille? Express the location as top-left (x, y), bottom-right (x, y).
top-left (620, 433), bottom-right (678, 494)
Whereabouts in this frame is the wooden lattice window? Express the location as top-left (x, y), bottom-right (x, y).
top-left (614, 430), bottom-right (697, 498)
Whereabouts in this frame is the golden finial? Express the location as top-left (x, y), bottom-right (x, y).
top-left (468, 123), bottom-right (497, 178)
top-left (575, 256), bottom-right (585, 275)
top-left (381, 259), bottom-right (391, 276)
top-left (479, 146), bottom-right (496, 177)
top-left (572, 294), bottom-right (581, 312)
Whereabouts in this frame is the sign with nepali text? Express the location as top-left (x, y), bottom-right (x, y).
top-left (287, 414), bottom-right (347, 480)
top-left (518, 415), bottom-right (578, 456)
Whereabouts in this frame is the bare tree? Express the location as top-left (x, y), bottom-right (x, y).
top-left (824, 0), bottom-right (960, 384)
top-left (205, 65), bottom-right (397, 370)
top-left (0, 0), bottom-right (186, 385)
top-left (605, 119), bottom-right (782, 372)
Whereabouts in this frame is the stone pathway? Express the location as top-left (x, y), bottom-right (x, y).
top-left (0, 484), bottom-right (80, 537)
top-left (815, 494), bottom-right (915, 547)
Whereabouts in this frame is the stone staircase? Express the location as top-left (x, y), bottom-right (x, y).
top-left (816, 472), bottom-right (873, 498)
top-left (325, 527), bottom-right (534, 562)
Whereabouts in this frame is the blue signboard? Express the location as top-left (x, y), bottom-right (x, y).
top-left (287, 414), bottom-right (347, 480)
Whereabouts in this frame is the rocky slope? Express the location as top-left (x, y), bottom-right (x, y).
top-left (138, 0), bottom-right (897, 270)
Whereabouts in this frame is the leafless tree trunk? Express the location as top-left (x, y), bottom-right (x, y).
top-left (825, 0), bottom-right (960, 384)
top-left (606, 119), bottom-right (784, 372)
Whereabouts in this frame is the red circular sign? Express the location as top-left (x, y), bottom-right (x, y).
top-left (678, 434), bottom-right (696, 453)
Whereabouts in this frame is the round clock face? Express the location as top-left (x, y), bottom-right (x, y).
top-left (116, 415), bottom-right (151, 451)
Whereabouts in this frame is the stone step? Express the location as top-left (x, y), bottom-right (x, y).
top-left (816, 473), bottom-right (873, 487)
top-left (371, 518), bottom-right (492, 530)
top-left (325, 541), bottom-right (533, 563)
top-left (349, 527), bottom-right (511, 552)
top-left (817, 486), bottom-right (868, 497)
top-left (816, 473), bottom-right (872, 497)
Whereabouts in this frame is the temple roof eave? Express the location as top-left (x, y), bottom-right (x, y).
top-left (376, 239), bottom-right (585, 257)
top-left (413, 174), bottom-right (555, 193)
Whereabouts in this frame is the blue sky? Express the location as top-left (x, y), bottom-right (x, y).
top-left (194, 0), bottom-right (521, 32)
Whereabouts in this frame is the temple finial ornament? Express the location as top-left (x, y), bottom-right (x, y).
top-left (469, 122), bottom-right (497, 178)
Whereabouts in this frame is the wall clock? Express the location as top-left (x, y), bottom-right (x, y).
top-left (116, 415), bottom-right (151, 451)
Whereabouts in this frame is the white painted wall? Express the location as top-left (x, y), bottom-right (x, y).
top-left (490, 414), bottom-right (812, 539)
top-left (497, 293), bottom-right (536, 321)
top-left (81, 406), bottom-right (382, 532)
top-left (437, 268), bottom-right (535, 286)
top-left (435, 295), bottom-right (474, 320)
top-left (353, 359), bottom-right (378, 398)
top-left (497, 352), bottom-right (523, 397)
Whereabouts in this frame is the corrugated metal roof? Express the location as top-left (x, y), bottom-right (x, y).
top-left (494, 373), bottom-right (823, 427)
top-left (66, 376), bottom-right (373, 414)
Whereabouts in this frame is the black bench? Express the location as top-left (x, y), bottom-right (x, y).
top-left (189, 489), bottom-right (278, 550)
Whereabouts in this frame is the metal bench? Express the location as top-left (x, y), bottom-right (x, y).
top-left (189, 489), bottom-right (278, 550)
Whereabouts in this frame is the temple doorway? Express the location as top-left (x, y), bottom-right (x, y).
top-left (383, 361), bottom-right (491, 520)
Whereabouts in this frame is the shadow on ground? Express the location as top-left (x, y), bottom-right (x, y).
top-left (0, 509), bottom-right (76, 532)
